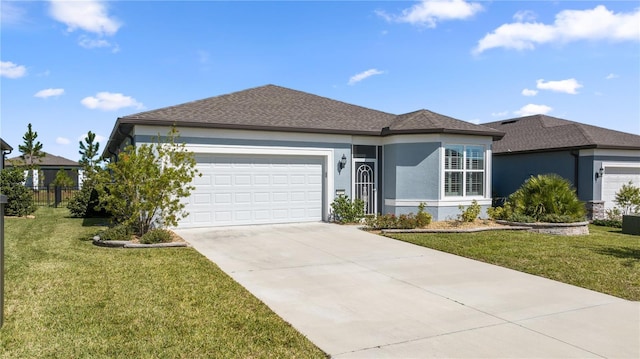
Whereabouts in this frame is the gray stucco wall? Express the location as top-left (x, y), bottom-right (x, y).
top-left (493, 151), bottom-right (640, 202)
top-left (492, 150), bottom-right (578, 199)
top-left (383, 142), bottom-right (440, 200)
top-left (387, 204), bottom-right (491, 222)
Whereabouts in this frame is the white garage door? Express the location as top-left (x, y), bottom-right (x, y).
top-left (602, 166), bottom-right (640, 210)
top-left (180, 154), bottom-right (323, 228)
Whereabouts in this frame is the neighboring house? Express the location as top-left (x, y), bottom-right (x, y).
top-left (7, 152), bottom-right (81, 188)
top-left (485, 115), bottom-right (640, 219)
top-left (1, 139), bottom-right (12, 170)
top-left (104, 84), bottom-right (504, 228)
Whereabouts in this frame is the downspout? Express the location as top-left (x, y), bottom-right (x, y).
top-left (116, 125), bottom-right (135, 147)
top-left (106, 147), bottom-right (119, 163)
top-left (1, 148), bottom-right (12, 170)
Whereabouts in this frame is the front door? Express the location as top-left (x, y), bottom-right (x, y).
top-left (353, 160), bottom-right (376, 215)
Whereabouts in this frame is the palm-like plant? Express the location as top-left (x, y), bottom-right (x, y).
top-left (503, 174), bottom-right (586, 223)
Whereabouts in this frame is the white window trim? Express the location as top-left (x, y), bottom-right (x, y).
top-left (441, 144), bottom-right (488, 199)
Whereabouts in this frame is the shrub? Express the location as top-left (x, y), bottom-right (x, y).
top-left (458, 200), bottom-right (481, 222)
top-left (415, 203), bottom-right (432, 227)
top-left (592, 219), bottom-right (623, 228)
top-left (97, 225), bottom-right (131, 241)
top-left (492, 174), bottom-right (585, 223)
top-left (365, 203), bottom-right (431, 230)
top-left (0, 167), bottom-right (36, 216)
top-left (592, 207), bottom-right (623, 228)
top-left (330, 195), bottom-right (365, 224)
top-left (140, 229), bottom-right (173, 244)
top-left (614, 181), bottom-right (640, 215)
top-left (67, 186), bottom-right (106, 218)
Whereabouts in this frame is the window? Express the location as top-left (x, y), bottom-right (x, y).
top-left (444, 145), bottom-right (485, 197)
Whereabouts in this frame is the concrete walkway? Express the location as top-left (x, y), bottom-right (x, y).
top-left (176, 223), bottom-right (639, 358)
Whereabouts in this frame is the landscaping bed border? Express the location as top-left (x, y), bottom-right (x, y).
top-left (381, 225), bottom-right (532, 234)
top-left (92, 236), bottom-right (188, 248)
top-left (496, 220), bottom-right (590, 235)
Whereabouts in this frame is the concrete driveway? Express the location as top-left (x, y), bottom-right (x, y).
top-left (176, 223), bottom-right (639, 358)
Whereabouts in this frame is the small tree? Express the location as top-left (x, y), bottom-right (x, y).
top-left (614, 181), bottom-right (640, 215)
top-left (68, 131), bottom-right (104, 217)
top-left (0, 167), bottom-right (36, 216)
top-left (78, 131), bottom-right (102, 184)
top-left (18, 123), bottom-right (45, 187)
top-left (97, 127), bottom-right (199, 235)
top-left (52, 169), bottom-right (74, 187)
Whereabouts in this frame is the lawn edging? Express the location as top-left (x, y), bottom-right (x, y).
top-left (381, 225), bottom-right (532, 234)
top-left (92, 236), bottom-right (188, 248)
top-left (496, 220), bottom-right (590, 235)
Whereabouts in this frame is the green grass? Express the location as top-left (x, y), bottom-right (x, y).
top-left (386, 225), bottom-right (640, 301)
top-left (1, 208), bottom-right (326, 358)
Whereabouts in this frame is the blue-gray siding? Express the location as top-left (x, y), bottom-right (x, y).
top-left (383, 143), bottom-right (440, 201)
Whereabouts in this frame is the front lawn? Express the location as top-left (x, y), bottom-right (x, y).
top-left (386, 225), bottom-right (640, 301)
top-left (0, 208), bottom-right (326, 358)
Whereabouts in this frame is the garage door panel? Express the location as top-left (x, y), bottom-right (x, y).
top-left (235, 193), bottom-right (251, 203)
top-left (193, 193), bottom-right (211, 204)
top-left (181, 154), bottom-right (324, 228)
top-left (602, 166), bottom-right (640, 210)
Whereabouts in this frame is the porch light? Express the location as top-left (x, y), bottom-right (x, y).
top-left (339, 154), bottom-right (347, 170)
top-left (595, 166), bottom-right (604, 180)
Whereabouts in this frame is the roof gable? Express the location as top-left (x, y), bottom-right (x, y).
top-left (387, 109), bottom-right (503, 139)
top-left (484, 114), bottom-right (640, 153)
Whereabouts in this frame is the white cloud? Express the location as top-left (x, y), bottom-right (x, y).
top-left (49, 0), bottom-right (121, 36)
top-left (348, 69), bottom-right (385, 85)
top-left (605, 73), bottom-right (619, 80)
top-left (536, 78), bottom-right (582, 94)
top-left (1, 1), bottom-right (27, 26)
top-left (513, 10), bottom-right (537, 23)
top-left (474, 5), bottom-right (640, 54)
top-left (469, 118), bottom-right (480, 124)
top-left (0, 61), bottom-right (27, 78)
top-left (78, 35), bottom-right (111, 49)
top-left (81, 92), bottom-right (144, 111)
top-left (491, 111), bottom-right (509, 117)
top-left (34, 88), bottom-right (65, 98)
top-left (56, 137), bottom-right (70, 145)
top-left (521, 88), bottom-right (538, 96)
top-left (377, 0), bottom-right (482, 28)
top-left (514, 104), bottom-right (553, 116)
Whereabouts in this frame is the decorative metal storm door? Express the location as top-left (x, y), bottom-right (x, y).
top-left (354, 161), bottom-right (376, 215)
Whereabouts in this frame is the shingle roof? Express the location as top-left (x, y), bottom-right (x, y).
top-left (387, 109), bottom-right (503, 138)
top-left (107, 85), bottom-right (503, 155)
top-left (484, 114), bottom-right (640, 154)
top-left (119, 84), bottom-right (395, 135)
top-left (7, 152), bottom-right (79, 167)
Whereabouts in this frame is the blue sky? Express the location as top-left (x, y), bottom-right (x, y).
top-left (1, 0), bottom-right (639, 162)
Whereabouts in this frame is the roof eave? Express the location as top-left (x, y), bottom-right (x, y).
top-left (383, 127), bottom-right (504, 140)
top-left (494, 143), bottom-right (640, 155)
top-left (103, 118), bottom-right (383, 158)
